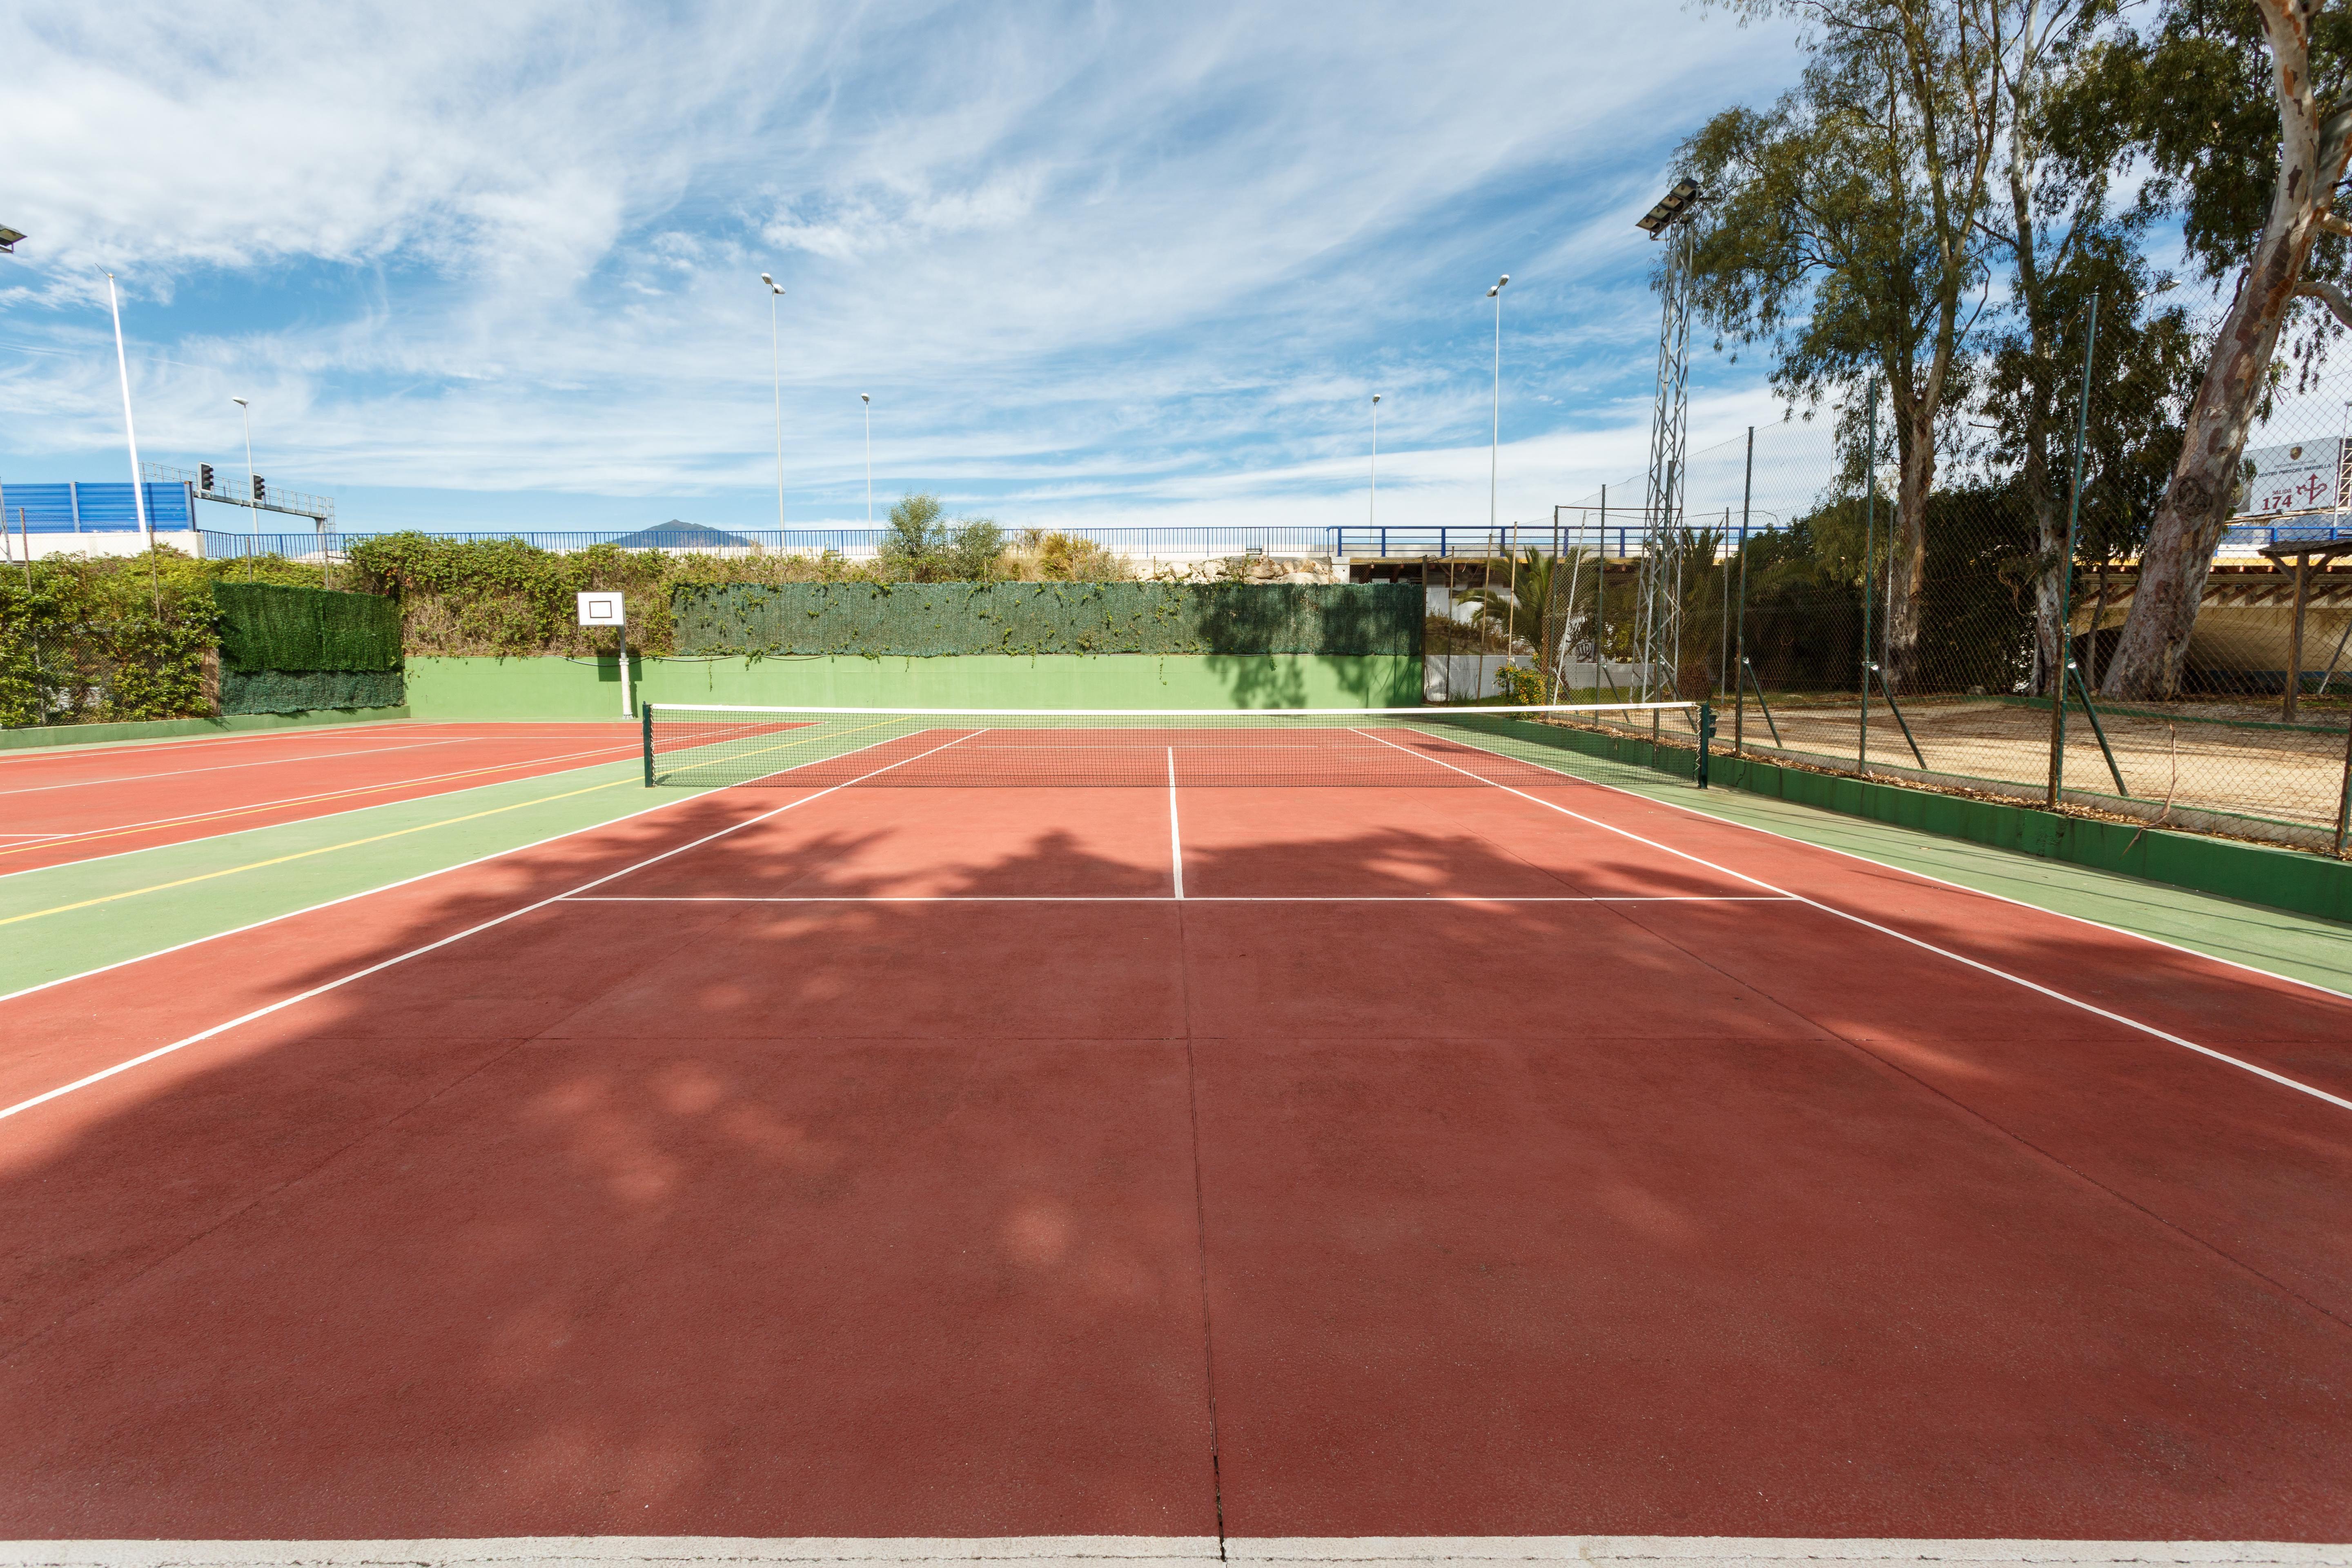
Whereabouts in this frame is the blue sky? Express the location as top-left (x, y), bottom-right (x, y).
top-left (0, 0), bottom-right (1813, 537)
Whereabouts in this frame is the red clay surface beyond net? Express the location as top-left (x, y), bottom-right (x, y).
top-left (0, 722), bottom-right (646, 873)
top-left (0, 758), bottom-right (2346, 1543)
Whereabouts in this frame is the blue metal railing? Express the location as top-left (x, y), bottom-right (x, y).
top-left (0, 482), bottom-right (194, 531)
top-left (195, 524), bottom-right (1349, 560)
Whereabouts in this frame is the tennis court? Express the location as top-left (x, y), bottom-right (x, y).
top-left (0, 704), bottom-right (2348, 1557)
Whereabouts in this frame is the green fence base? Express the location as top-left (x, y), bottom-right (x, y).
top-left (1450, 716), bottom-right (2352, 927)
top-left (1710, 750), bottom-right (2352, 926)
top-left (0, 707), bottom-right (411, 753)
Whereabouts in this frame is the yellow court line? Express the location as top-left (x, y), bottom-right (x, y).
top-left (0, 776), bottom-right (642, 929)
top-left (0, 742), bottom-right (641, 861)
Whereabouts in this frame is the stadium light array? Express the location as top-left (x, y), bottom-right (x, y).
top-left (1636, 178), bottom-right (1704, 236)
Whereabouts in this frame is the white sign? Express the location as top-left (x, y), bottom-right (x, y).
top-left (2237, 439), bottom-right (2345, 517)
top-left (577, 591), bottom-right (626, 626)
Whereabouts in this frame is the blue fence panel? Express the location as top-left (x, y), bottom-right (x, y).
top-left (0, 482), bottom-right (192, 532)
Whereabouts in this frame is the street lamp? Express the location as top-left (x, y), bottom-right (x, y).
top-left (232, 397), bottom-right (256, 577)
top-left (762, 273), bottom-right (786, 532)
top-left (860, 393), bottom-right (872, 526)
top-left (1486, 274), bottom-right (1508, 539)
top-left (1369, 394), bottom-right (1381, 532)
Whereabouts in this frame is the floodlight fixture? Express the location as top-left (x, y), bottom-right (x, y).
top-left (860, 394), bottom-right (873, 526)
top-left (0, 227), bottom-right (25, 254)
top-left (1487, 274), bottom-right (1509, 298)
top-left (1636, 177), bottom-right (1704, 236)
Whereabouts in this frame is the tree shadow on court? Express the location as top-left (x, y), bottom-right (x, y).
top-left (0, 789), bottom-right (2350, 1542)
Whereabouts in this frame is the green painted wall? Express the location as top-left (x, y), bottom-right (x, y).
top-left (401, 653), bottom-right (1422, 720)
top-left (0, 706), bottom-right (411, 752)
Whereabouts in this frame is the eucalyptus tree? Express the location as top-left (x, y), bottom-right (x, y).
top-left (1681, 0), bottom-right (2009, 689)
top-left (2093, 0), bottom-right (2352, 697)
top-left (1974, 0), bottom-right (2204, 698)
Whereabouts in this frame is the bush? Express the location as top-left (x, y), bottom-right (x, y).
top-left (0, 548), bottom-right (326, 729)
top-left (1493, 665), bottom-right (1546, 705)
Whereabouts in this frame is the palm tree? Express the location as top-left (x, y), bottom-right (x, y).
top-left (1456, 546), bottom-right (1601, 697)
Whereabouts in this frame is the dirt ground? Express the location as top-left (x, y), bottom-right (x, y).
top-left (1722, 697), bottom-right (2349, 831)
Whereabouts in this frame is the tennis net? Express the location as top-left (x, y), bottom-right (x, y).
top-left (641, 702), bottom-right (1709, 788)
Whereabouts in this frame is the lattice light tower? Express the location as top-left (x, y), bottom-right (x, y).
top-left (1635, 178), bottom-right (1706, 702)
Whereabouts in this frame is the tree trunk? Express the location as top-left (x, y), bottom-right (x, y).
top-left (2100, 0), bottom-right (2352, 698)
top-left (1883, 402), bottom-right (1935, 690)
top-left (2025, 440), bottom-right (2067, 697)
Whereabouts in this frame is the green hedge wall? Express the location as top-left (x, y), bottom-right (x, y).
top-left (672, 581), bottom-right (1423, 657)
top-left (212, 581), bottom-right (403, 673)
top-left (218, 668), bottom-right (408, 715)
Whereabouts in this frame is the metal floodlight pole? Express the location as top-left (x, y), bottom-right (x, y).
top-left (1638, 180), bottom-right (1701, 708)
top-left (860, 394), bottom-right (873, 527)
top-left (233, 398), bottom-right (256, 579)
top-left (762, 274), bottom-right (786, 531)
top-left (105, 271), bottom-right (160, 611)
top-left (1369, 393), bottom-right (1381, 534)
top-left (1487, 276), bottom-right (1508, 540)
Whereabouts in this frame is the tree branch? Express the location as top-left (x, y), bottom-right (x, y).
top-left (2296, 276), bottom-right (2352, 330)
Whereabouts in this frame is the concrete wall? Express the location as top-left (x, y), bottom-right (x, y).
top-left (402, 653), bottom-right (1424, 720)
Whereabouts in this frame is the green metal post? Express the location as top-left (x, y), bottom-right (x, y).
top-left (1742, 657), bottom-right (1781, 746)
top-left (641, 704), bottom-right (656, 787)
top-left (2068, 660), bottom-right (2129, 797)
top-left (2049, 289), bottom-right (2100, 809)
top-left (1859, 380), bottom-right (1878, 775)
top-left (1734, 425), bottom-right (1753, 752)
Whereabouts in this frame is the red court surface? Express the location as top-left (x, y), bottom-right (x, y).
top-left (0, 737), bottom-right (2349, 1545)
top-left (0, 722), bottom-right (644, 873)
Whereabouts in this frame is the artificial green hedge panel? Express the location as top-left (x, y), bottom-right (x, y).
top-left (671, 581), bottom-right (1423, 657)
top-left (218, 668), bottom-right (406, 715)
top-left (212, 581), bottom-right (403, 673)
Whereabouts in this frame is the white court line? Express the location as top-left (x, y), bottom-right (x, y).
top-left (0, 719), bottom-right (431, 768)
top-left (1352, 727), bottom-right (2352, 1116)
top-left (0, 743), bottom-right (661, 891)
top-left (0, 737), bottom-right (479, 796)
top-left (0, 737), bottom-right (643, 850)
top-left (1167, 747), bottom-right (1185, 900)
top-left (0, 730), bottom-right (984, 1126)
top-left (0, 1534), bottom-right (2333, 1568)
top-left (557, 894), bottom-right (1795, 904)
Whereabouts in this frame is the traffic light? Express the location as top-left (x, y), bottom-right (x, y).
top-left (252, 474), bottom-right (266, 504)
top-left (198, 463), bottom-right (214, 492)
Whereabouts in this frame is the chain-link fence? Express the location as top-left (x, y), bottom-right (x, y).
top-left (1459, 357), bottom-right (2352, 857)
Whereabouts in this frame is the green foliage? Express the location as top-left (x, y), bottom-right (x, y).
top-left (2086, 0), bottom-right (2352, 303)
top-left (220, 669), bottom-right (406, 715)
top-left (671, 582), bottom-right (1424, 658)
top-left (1737, 485), bottom-right (2038, 695)
top-left (343, 533), bottom-right (684, 656)
top-left (876, 493), bottom-right (1009, 583)
top-left (1492, 665), bottom-right (1547, 705)
top-left (213, 581), bottom-right (403, 672)
top-left (0, 548), bottom-right (326, 729)
top-left (1003, 529), bottom-right (1132, 582)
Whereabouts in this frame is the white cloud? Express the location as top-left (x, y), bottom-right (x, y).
top-left (0, 0), bottom-right (1809, 528)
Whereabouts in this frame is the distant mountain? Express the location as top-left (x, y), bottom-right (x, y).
top-left (610, 519), bottom-right (753, 548)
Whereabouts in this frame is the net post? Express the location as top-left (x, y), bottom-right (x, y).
top-left (1696, 702), bottom-right (1715, 789)
top-left (641, 703), bottom-right (655, 787)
